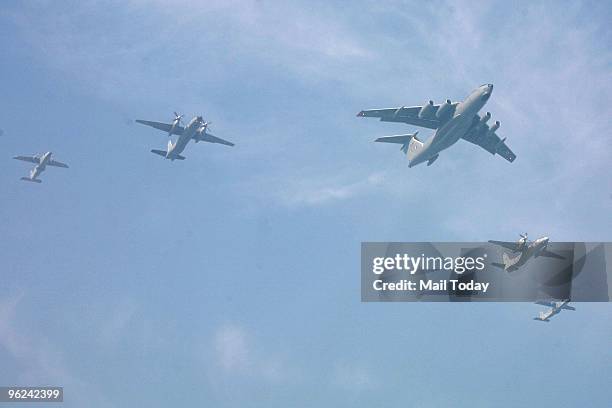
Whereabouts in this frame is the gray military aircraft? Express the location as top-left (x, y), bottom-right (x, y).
top-left (488, 233), bottom-right (565, 272)
top-left (357, 84), bottom-right (516, 167)
top-left (13, 152), bottom-right (69, 183)
top-left (533, 299), bottom-right (575, 322)
top-left (136, 114), bottom-right (234, 160)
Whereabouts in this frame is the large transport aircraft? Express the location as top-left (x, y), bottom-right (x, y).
top-left (357, 84), bottom-right (516, 167)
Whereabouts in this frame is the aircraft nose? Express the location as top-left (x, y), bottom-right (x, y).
top-left (481, 84), bottom-right (493, 99)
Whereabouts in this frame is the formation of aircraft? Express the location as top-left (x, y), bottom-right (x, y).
top-left (12, 84), bottom-right (515, 181)
top-left (8, 87), bottom-right (582, 323)
top-left (11, 113), bottom-right (232, 182)
top-left (533, 299), bottom-right (575, 322)
top-left (136, 113), bottom-right (234, 161)
top-left (13, 152), bottom-right (68, 183)
top-left (357, 84), bottom-right (516, 167)
top-left (488, 233), bottom-right (565, 272)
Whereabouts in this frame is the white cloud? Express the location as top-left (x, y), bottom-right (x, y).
top-left (209, 323), bottom-right (291, 384)
top-left (332, 362), bottom-right (378, 391)
top-left (6, 0), bottom-right (373, 106)
top-left (99, 298), bottom-right (138, 346)
top-left (279, 171), bottom-right (386, 207)
top-left (0, 290), bottom-right (28, 357)
top-left (0, 291), bottom-right (109, 407)
top-left (213, 323), bottom-right (250, 373)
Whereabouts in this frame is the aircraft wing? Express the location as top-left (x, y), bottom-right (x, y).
top-left (535, 300), bottom-right (556, 307)
top-left (135, 120), bottom-right (184, 135)
top-left (13, 155), bottom-right (39, 164)
top-left (357, 105), bottom-right (449, 129)
top-left (193, 132), bottom-right (235, 147)
top-left (48, 160), bottom-right (69, 168)
top-left (462, 115), bottom-right (516, 162)
top-left (539, 249), bottom-right (565, 260)
top-left (488, 240), bottom-right (519, 251)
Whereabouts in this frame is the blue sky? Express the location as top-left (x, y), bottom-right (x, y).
top-left (0, 1), bottom-right (611, 407)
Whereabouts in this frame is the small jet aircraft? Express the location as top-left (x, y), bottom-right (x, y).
top-left (533, 299), bottom-right (575, 322)
top-left (136, 113), bottom-right (234, 160)
top-left (357, 84), bottom-right (516, 167)
top-left (13, 152), bottom-right (69, 183)
top-left (488, 233), bottom-right (565, 272)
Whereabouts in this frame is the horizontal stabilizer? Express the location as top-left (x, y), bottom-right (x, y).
top-left (174, 154), bottom-right (186, 160)
top-left (503, 252), bottom-right (521, 269)
top-left (151, 149), bottom-right (167, 158)
top-left (375, 133), bottom-right (419, 154)
top-left (20, 177), bottom-right (42, 183)
top-left (374, 134), bottom-right (417, 144)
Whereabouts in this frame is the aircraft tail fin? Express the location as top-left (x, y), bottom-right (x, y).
top-left (151, 149), bottom-right (167, 158)
top-left (562, 305), bottom-right (576, 311)
top-left (538, 311), bottom-right (552, 322)
top-left (502, 252), bottom-right (521, 270)
top-left (406, 136), bottom-right (424, 161)
top-left (20, 177), bottom-right (42, 183)
top-left (375, 132), bottom-right (418, 154)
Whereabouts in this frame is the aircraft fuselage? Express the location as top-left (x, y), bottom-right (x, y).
top-left (30, 152), bottom-right (52, 179)
top-left (517, 236), bottom-right (549, 264)
top-left (505, 236), bottom-right (550, 271)
top-left (166, 116), bottom-right (202, 159)
top-left (409, 84), bottom-right (494, 167)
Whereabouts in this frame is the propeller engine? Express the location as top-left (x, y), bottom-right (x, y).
top-left (195, 120), bottom-right (212, 143)
top-left (168, 112), bottom-right (183, 136)
top-left (173, 111), bottom-right (183, 123)
top-left (516, 233), bottom-right (528, 251)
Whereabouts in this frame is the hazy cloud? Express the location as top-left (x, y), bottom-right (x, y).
top-left (279, 172), bottom-right (387, 207)
top-left (332, 361), bottom-right (378, 391)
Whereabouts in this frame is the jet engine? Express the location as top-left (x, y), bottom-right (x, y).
top-left (479, 112), bottom-right (491, 126)
top-left (487, 120), bottom-right (500, 136)
top-left (435, 99), bottom-right (453, 119)
top-left (418, 100), bottom-right (435, 118)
